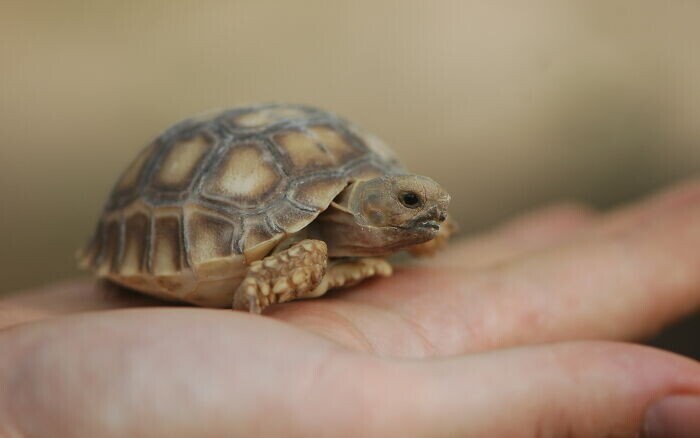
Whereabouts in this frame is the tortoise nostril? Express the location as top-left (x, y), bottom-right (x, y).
top-left (438, 212), bottom-right (447, 222)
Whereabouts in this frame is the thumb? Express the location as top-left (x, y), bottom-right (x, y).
top-left (404, 342), bottom-right (700, 437)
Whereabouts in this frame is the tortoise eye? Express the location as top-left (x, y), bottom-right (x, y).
top-left (399, 191), bottom-right (422, 208)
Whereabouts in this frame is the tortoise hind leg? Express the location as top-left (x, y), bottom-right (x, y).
top-left (233, 239), bottom-right (328, 313)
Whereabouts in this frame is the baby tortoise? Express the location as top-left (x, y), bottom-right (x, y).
top-left (79, 104), bottom-right (455, 313)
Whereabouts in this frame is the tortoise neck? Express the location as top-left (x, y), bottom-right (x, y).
top-left (311, 205), bottom-right (420, 258)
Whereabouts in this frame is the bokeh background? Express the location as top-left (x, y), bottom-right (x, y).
top-left (1, 1), bottom-right (698, 355)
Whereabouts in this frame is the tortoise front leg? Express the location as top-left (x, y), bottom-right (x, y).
top-left (308, 257), bottom-right (393, 298)
top-left (233, 239), bottom-right (327, 313)
top-left (233, 241), bottom-right (393, 313)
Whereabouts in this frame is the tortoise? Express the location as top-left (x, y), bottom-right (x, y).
top-left (79, 103), bottom-right (454, 313)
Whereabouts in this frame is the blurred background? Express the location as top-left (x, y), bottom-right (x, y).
top-left (1, 1), bottom-right (698, 355)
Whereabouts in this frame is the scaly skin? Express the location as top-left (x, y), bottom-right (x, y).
top-left (233, 240), bottom-right (328, 313)
top-left (233, 240), bottom-right (393, 313)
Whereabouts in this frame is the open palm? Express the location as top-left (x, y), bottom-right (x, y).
top-left (2, 180), bottom-right (700, 437)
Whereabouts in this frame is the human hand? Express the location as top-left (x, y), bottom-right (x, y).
top-left (1, 179), bottom-right (700, 436)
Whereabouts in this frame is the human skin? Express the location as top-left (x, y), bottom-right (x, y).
top-left (1, 179), bottom-right (700, 436)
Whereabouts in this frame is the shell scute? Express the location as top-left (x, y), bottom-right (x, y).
top-left (114, 141), bottom-right (158, 195)
top-left (273, 129), bottom-right (337, 172)
top-left (184, 208), bottom-right (238, 266)
top-left (151, 215), bottom-right (184, 275)
top-left (231, 106), bottom-right (311, 128)
top-left (239, 217), bottom-right (277, 253)
top-left (308, 125), bottom-right (363, 163)
top-left (151, 134), bottom-right (212, 192)
top-left (121, 213), bottom-right (149, 275)
top-left (100, 220), bottom-right (121, 275)
top-left (289, 176), bottom-right (349, 211)
top-left (202, 141), bottom-right (283, 207)
top-left (267, 200), bottom-right (319, 234)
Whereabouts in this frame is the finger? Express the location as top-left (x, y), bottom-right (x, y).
top-left (432, 202), bottom-right (596, 269)
top-left (2, 312), bottom-right (699, 437)
top-left (407, 342), bottom-right (700, 437)
top-left (279, 179), bottom-right (700, 356)
top-left (0, 308), bottom-right (423, 436)
top-left (0, 308), bottom-right (344, 436)
top-left (0, 280), bottom-right (162, 329)
top-left (445, 179), bottom-right (700, 351)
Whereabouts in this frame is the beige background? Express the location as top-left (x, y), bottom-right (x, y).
top-left (1, 1), bottom-right (700, 294)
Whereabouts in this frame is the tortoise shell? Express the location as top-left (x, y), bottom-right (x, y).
top-left (80, 103), bottom-right (404, 306)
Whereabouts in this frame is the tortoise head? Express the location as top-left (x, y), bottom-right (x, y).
top-left (350, 175), bottom-right (450, 232)
top-left (318, 174), bottom-right (451, 257)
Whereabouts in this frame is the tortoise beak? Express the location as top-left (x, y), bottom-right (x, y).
top-left (410, 205), bottom-right (447, 231)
